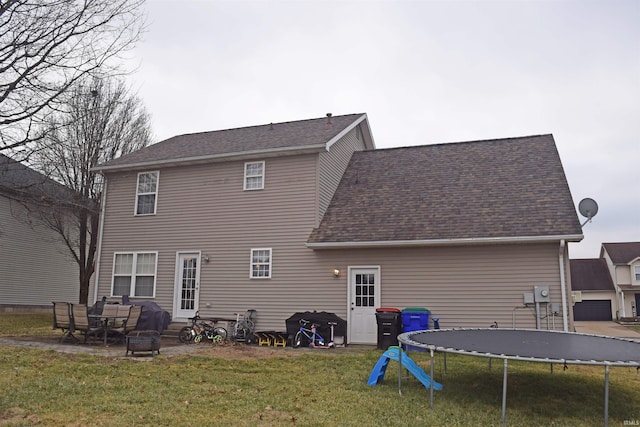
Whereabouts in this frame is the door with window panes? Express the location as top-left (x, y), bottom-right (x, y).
top-left (174, 253), bottom-right (200, 319)
top-left (349, 267), bottom-right (380, 344)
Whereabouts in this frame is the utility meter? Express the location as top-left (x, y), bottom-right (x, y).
top-left (534, 285), bottom-right (551, 303)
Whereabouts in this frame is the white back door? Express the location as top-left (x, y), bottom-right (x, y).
top-left (174, 253), bottom-right (200, 319)
top-left (348, 267), bottom-right (380, 344)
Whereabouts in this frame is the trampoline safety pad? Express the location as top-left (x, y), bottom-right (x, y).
top-left (400, 328), bottom-right (640, 365)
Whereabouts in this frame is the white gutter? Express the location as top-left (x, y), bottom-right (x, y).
top-left (559, 239), bottom-right (569, 332)
top-left (92, 178), bottom-right (108, 304)
top-left (306, 234), bottom-right (584, 249)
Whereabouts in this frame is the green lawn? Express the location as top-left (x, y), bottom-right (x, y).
top-left (1, 314), bottom-right (639, 426)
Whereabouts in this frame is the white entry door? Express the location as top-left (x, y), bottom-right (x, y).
top-left (348, 267), bottom-right (380, 344)
top-left (174, 253), bottom-right (200, 319)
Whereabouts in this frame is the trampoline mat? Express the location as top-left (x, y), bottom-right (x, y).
top-left (404, 329), bottom-right (640, 364)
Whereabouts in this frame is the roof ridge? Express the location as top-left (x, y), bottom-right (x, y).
top-left (168, 113), bottom-right (365, 140)
top-left (358, 134), bottom-right (554, 154)
top-left (603, 242), bottom-right (640, 245)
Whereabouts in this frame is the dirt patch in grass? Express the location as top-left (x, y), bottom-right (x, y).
top-left (0, 407), bottom-right (41, 426)
top-left (4, 334), bottom-right (334, 359)
top-left (196, 341), bottom-right (303, 359)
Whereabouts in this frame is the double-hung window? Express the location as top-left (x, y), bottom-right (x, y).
top-left (244, 161), bottom-right (265, 190)
top-left (250, 248), bottom-right (272, 279)
top-left (112, 252), bottom-right (157, 297)
top-left (634, 265), bottom-right (640, 283)
top-left (136, 171), bottom-right (159, 215)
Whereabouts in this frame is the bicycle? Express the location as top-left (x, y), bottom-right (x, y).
top-left (230, 310), bottom-right (257, 344)
top-left (292, 319), bottom-right (335, 348)
top-left (178, 311), bottom-right (228, 344)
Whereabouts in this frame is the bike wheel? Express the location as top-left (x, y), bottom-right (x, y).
top-left (293, 331), bottom-right (306, 348)
top-left (213, 327), bottom-right (228, 341)
top-left (178, 326), bottom-right (194, 344)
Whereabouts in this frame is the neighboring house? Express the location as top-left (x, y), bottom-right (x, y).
top-left (570, 258), bottom-right (616, 320)
top-left (92, 114), bottom-right (583, 344)
top-left (0, 154), bottom-right (79, 311)
top-left (569, 242), bottom-right (640, 321)
top-left (601, 242), bottom-right (640, 319)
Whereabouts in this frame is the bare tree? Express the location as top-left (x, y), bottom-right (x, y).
top-left (0, 0), bottom-right (146, 152)
top-left (29, 76), bottom-right (152, 303)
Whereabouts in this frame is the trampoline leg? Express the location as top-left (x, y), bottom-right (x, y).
top-left (604, 365), bottom-right (609, 427)
top-left (501, 359), bottom-right (508, 427)
top-left (430, 349), bottom-right (435, 409)
top-left (398, 346), bottom-right (402, 395)
top-left (444, 352), bottom-right (447, 374)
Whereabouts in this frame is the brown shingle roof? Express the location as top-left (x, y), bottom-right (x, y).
top-left (601, 242), bottom-right (640, 264)
top-left (570, 259), bottom-right (615, 291)
top-left (95, 113), bottom-right (368, 171)
top-left (308, 134), bottom-right (583, 245)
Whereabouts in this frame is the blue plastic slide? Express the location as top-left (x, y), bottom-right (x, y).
top-left (367, 346), bottom-right (443, 390)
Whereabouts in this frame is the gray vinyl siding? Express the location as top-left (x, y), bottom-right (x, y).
top-left (0, 196), bottom-right (79, 307)
top-left (307, 243), bottom-right (569, 331)
top-left (96, 153), bottom-right (322, 327)
top-left (317, 129), bottom-right (366, 223)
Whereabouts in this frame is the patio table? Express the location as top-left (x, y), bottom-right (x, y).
top-left (88, 314), bottom-right (129, 346)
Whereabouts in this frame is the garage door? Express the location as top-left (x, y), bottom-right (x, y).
top-left (573, 300), bottom-right (612, 321)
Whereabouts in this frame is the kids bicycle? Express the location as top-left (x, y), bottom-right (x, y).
top-left (230, 309), bottom-right (257, 344)
top-left (178, 311), bottom-right (228, 344)
top-left (292, 319), bottom-right (336, 348)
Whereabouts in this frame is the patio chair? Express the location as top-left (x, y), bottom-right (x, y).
top-left (101, 304), bottom-right (119, 326)
top-left (124, 305), bottom-right (142, 334)
top-left (116, 305), bottom-right (132, 323)
top-left (52, 302), bottom-right (76, 343)
top-left (110, 305), bottom-right (142, 337)
top-left (71, 303), bottom-right (101, 344)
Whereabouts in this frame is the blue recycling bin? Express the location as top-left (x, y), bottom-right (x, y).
top-left (401, 307), bottom-right (430, 332)
top-left (401, 307), bottom-right (430, 352)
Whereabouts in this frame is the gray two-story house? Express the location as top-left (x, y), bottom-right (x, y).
top-left (93, 113), bottom-right (583, 344)
top-left (0, 154), bottom-right (79, 310)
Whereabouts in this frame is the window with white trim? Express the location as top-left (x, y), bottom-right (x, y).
top-left (634, 265), bottom-right (640, 283)
top-left (250, 248), bottom-right (271, 278)
top-left (244, 161), bottom-right (264, 190)
top-left (136, 171), bottom-right (159, 215)
top-left (112, 252), bottom-right (157, 297)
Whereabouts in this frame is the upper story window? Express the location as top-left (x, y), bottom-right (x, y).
top-left (112, 252), bottom-right (157, 297)
top-left (136, 171), bottom-right (159, 215)
top-left (250, 248), bottom-right (271, 279)
top-left (634, 265), bottom-right (640, 283)
top-left (244, 161), bottom-right (264, 190)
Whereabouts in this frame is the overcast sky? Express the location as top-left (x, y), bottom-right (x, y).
top-left (126, 0), bottom-right (639, 259)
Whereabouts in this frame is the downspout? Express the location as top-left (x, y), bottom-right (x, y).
top-left (559, 240), bottom-right (569, 332)
top-left (92, 178), bottom-right (108, 304)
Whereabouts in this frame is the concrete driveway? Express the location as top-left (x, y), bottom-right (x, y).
top-left (574, 321), bottom-right (640, 339)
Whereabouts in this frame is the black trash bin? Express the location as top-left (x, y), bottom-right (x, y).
top-left (375, 307), bottom-right (402, 350)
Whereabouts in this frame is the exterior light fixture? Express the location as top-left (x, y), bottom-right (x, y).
top-left (202, 254), bottom-right (210, 263)
top-left (333, 268), bottom-right (340, 278)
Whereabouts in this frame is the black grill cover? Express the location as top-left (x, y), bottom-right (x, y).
top-left (134, 301), bottom-right (171, 333)
top-left (285, 311), bottom-right (347, 339)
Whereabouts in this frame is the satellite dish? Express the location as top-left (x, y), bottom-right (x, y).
top-left (578, 198), bottom-right (598, 226)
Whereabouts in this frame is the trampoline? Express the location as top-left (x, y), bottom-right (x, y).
top-left (397, 328), bottom-right (640, 426)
